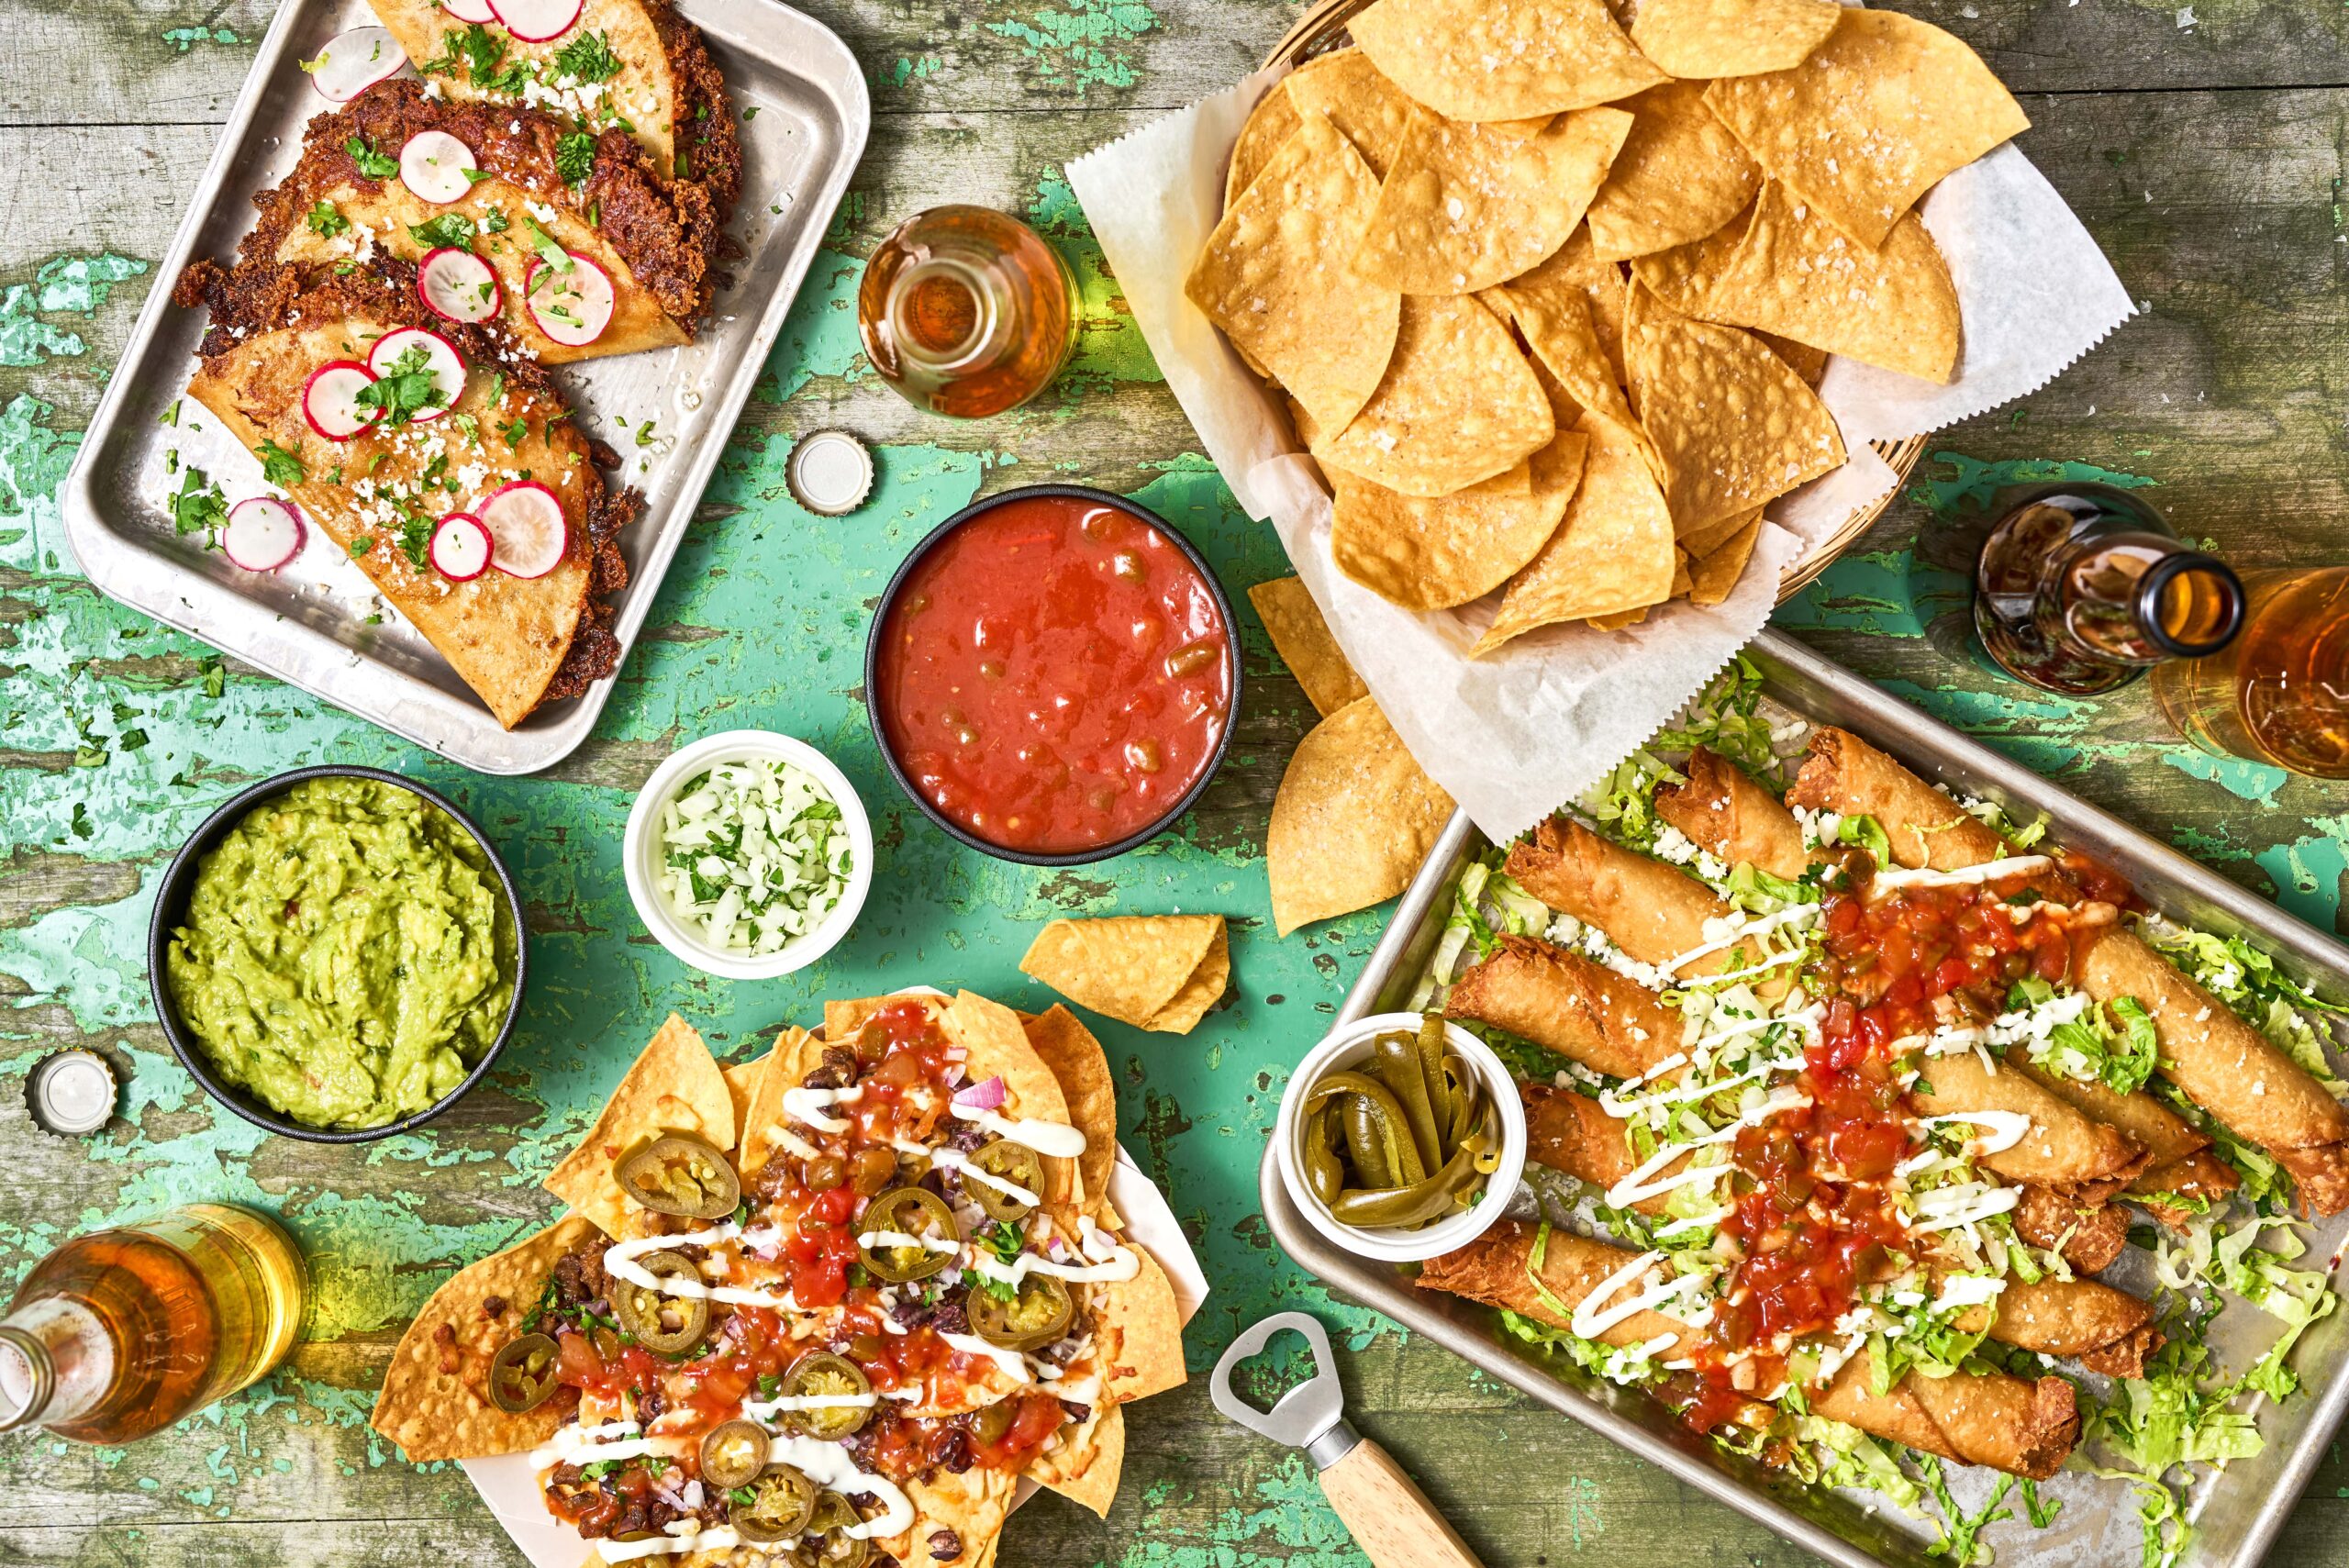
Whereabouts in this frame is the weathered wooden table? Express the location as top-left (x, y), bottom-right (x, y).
top-left (4, 1), bottom-right (2346, 1562)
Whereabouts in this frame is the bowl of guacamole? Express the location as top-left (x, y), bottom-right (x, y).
top-left (150, 768), bottom-right (525, 1141)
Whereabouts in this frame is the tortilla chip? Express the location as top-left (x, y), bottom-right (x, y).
top-left (1474, 410), bottom-right (1675, 653)
top-left (1284, 48), bottom-right (1418, 178)
top-left (1626, 200), bottom-right (1755, 318)
top-left (734, 1026), bottom-right (816, 1178)
top-left (1629, 0), bottom-right (1841, 79)
top-left (1267, 695), bottom-right (1453, 934)
top-left (1350, 0), bottom-right (1666, 121)
top-left (1031, 1404), bottom-right (1126, 1518)
top-left (1355, 106), bottom-right (1632, 295)
top-left (1587, 606), bottom-right (1650, 630)
top-left (1330, 441), bottom-right (1584, 611)
top-left (1226, 80), bottom-right (1302, 212)
top-left (1695, 183), bottom-right (1960, 382)
top-left (1679, 502), bottom-right (1764, 556)
top-left (1586, 83), bottom-right (1760, 262)
top-left (370, 1214), bottom-right (602, 1462)
top-left (1248, 576), bottom-right (1369, 717)
top-left (902, 1468), bottom-right (1021, 1568)
top-left (1758, 330), bottom-right (1830, 388)
top-left (1624, 283), bottom-right (1846, 533)
top-left (824, 991), bottom-right (949, 1047)
top-left (1316, 293), bottom-right (1553, 498)
top-left (1021, 1005), bottom-right (1120, 1205)
top-left (1689, 514), bottom-right (1765, 605)
top-left (944, 991), bottom-right (1081, 1209)
top-left (542, 1016), bottom-right (735, 1239)
top-left (1019, 915), bottom-right (1230, 1035)
top-left (1100, 1240), bottom-right (1191, 1401)
top-left (1705, 10), bottom-right (2028, 248)
top-left (1185, 111), bottom-right (1400, 432)
top-left (1493, 275), bottom-right (1650, 478)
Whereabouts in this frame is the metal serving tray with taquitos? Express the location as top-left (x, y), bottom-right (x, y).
top-left (60, 0), bottom-right (867, 774)
top-left (1263, 626), bottom-right (2349, 1568)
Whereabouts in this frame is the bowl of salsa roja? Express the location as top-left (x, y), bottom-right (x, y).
top-left (866, 485), bottom-right (1241, 864)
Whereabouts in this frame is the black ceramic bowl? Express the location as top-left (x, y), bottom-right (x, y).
top-left (864, 484), bottom-right (1243, 867)
top-left (146, 765), bottom-right (528, 1143)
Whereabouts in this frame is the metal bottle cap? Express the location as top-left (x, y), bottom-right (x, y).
top-left (26, 1050), bottom-right (117, 1136)
top-left (787, 430), bottom-right (874, 517)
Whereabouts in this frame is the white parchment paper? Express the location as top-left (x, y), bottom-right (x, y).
top-left (1067, 62), bottom-right (2132, 840)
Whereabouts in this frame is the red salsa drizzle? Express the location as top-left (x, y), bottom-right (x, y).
top-left (532, 998), bottom-right (1090, 1538)
top-left (1665, 848), bottom-right (2133, 1435)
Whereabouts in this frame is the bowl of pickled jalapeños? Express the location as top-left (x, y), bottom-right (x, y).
top-left (1275, 1010), bottom-right (1527, 1263)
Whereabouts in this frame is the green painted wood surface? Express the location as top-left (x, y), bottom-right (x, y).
top-left (2, 2), bottom-right (2347, 1564)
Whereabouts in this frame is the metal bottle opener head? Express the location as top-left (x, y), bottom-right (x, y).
top-left (1208, 1310), bottom-right (1361, 1470)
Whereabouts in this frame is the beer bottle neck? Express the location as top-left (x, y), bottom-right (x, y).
top-left (0, 1298), bottom-right (112, 1432)
top-left (2044, 532), bottom-right (2243, 669)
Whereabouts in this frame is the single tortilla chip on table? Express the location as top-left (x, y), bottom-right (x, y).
top-left (1474, 410), bottom-right (1675, 653)
top-left (1268, 696), bottom-right (1454, 935)
top-left (1624, 281), bottom-right (1846, 534)
top-left (1019, 915), bottom-right (1231, 1035)
top-left (1226, 78), bottom-right (1303, 210)
top-left (1688, 183), bottom-right (1961, 383)
top-left (1315, 293), bottom-right (1553, 497)
top-left (1584, 81), bottom-right (1760, 261)
top-left (541, 1014), bottom-right (736, 1237)
top-left (369, 1213), bottom-right (605, 1462)
top-left (1283, 48), bottom-right (1417, 178)
top-left (1705, 9), bottom-right (2029, 248)
top-left (1186, 111), bottom-right (1399, 433)
top-left (1349, 0), bottom-right (1666, 121)
top-left (1329, 441), bottom-right (1586, 611)
top-left (1248, 576), bottom-right (1370, 717)
top-left (1354, 106), bottom-right (1632, 295)
top-left (1627, 0), bottom-right (1842, 79)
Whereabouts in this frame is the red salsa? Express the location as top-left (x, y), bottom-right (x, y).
top-left (874, 494), bottom-right (1232, 854)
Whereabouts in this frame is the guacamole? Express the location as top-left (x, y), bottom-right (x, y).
top-left (165, 777), bottom-right (516, 1129)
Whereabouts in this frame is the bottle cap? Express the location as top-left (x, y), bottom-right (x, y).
top-left (788, 431), bottom-right (874, 517)
top-left (26, 1050), bottom-right (117, 1137)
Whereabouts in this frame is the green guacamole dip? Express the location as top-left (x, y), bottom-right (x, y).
top-left (165, 777), bottom-right (516, 1129)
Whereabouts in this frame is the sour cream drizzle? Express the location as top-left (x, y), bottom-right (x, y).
top-left (782, 1083), bottom-right (863, 1134)
top-left (603, 1225), bottom-right (799, 1311)
top-left (1866, 855), bottom-right (2053, 895)
top-left (946, 1100), bottom-right (1088, 1160)
top-left (1569, 1249), bottom-right (1710, 1340)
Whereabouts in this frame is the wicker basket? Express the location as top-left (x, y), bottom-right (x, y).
top-left (1257, 0), bottom-right (1925, 600)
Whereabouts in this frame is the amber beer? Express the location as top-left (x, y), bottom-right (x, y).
top-left (0, 1204), bottom-right (306, 1443)
top-left (857, 206), bottom-right (1080, 418)
top-left (2154, 568), bottom-right (2349, 779)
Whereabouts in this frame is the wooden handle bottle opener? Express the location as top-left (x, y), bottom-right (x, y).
top-left (1209, 1311), bottom-right (1485, 1568)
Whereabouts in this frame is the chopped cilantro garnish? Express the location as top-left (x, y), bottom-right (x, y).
top-left (554, 131), bottom-right (597, 185)
top-left (500, 414), bottom-right (529, 448)
top-left (352, 343), bottom-right (449, 429)
top-left (634, 420), bottom-right (658, 448)
top-left (345, 134), bottom-right (399, 180)
top-left (407, 214), bottom-right (477, 251)
top-left (394, 503), bottom-right (437, 571)
top-left (350, 535), bottom-right (374, 558)
top-left (552, 29), bottom-right (622, 83)
top-left (419, 22), bottom-right (530, 95)
top-left (168, 467), bottom-right (229, 548)
top-left (306, 199), bottom-right (350, 239)
top-left (255, 439), bottom-right (306, 488)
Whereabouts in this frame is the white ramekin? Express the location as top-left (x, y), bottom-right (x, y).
top-left (621, 729), bottom-right (875, 982)
top-left (1273, 1011), bottom-right (1528, 1263)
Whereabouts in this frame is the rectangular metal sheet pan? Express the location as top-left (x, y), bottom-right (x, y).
top-left (1264, 627), bottom-right (2349, 1568)
top-left (60, 0), bottom-right (867, 774)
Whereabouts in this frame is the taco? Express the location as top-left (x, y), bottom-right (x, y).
top-left (367, 994), bottom-right (1187, 1562)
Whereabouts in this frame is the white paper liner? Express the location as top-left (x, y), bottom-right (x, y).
top-left (462, 1150), bottom-right (1208, 1568)
top-left (1067, 45), bottom-right (2130, 842)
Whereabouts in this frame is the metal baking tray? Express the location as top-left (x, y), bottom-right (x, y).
top-left (1263, 627), bottom-right (2349, 1568)
top-left (60, 0), bottom-right (867, 774)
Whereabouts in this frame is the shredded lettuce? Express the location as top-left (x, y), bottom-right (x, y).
top-left (2146, 927), bottom-right (2349, 1099)
top-left (2036, 995), bottom-right (2162, 1095)
top-left (1918, 1455), bottom-right (2015, 1564)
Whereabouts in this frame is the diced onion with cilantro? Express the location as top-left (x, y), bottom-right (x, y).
top-left (655, 759), bottom-right (851, 953)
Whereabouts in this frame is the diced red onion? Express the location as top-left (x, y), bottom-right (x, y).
top-left (952, 1075), bottom-right (1007, 1111)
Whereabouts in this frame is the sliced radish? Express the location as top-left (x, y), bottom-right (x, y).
top-left (440, 0), bottom-right (498, 20)
top-left (489, 0), bottom-right (583, 42)
top-left (306, 26), bottom-right (406, 104)
top-left (429, 513), bottom-right (494, 581)
top-left (399, 130), bottom-right (477, 205)
top-left (303, 360), bottom-right (379, 440)
top-left (366, 328), bottom-right (467, 422)
top-left (525, 252), bottom-right (615, 347)
top-left (479, 482), bottom-right (569, 578)
top-left (223, 497), bottom-right (305, 572)
top-left (417, 247), bottom-right (502, 325)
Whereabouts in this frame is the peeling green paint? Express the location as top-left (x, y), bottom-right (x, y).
top-left (985, 0), bottom-right (1159, 93)
top-left (1908, 451), bottom-right (2157, 522)
top-left (162, 25), bottom-right (241, 50)
top-left (2257, 820), bottom-right (2349, 934)
top-left (1030, 170), bottom-right (1164, 393)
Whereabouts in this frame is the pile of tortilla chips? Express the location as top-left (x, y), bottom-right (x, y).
top-left (370, 1006), bottom-right (1187, 1567)
top-left (1186, 0), bottom-right (2023, 645)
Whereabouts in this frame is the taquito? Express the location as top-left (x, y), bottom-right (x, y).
top-left (1506, 817), bottom-right (1742, 977)
top-left (1449, 937), bottom-right (1682, 1081)
top-left (1655, 746), bottom-right (1809, 883)
top-left (2017, 1060), bottom-right (2239, 1223)
top-left (1419, 1223), bottom-right (2081, 1479)
top-left (1787, 728), bottom-right (2009, 872)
